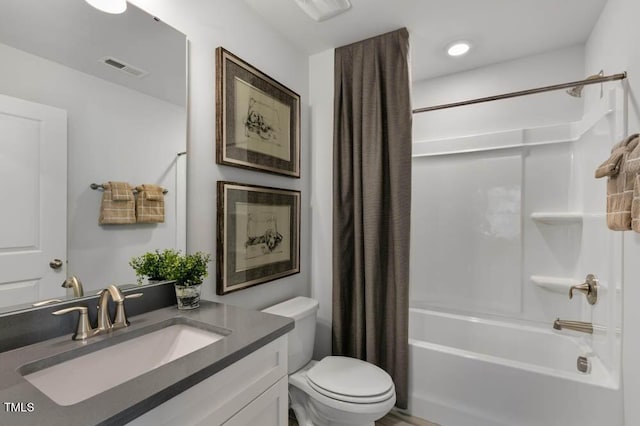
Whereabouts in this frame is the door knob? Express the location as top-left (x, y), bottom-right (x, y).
top-left (49, 259), bottom-right (63, 269)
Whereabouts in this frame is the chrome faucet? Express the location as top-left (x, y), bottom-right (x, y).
top-left (61, 276), bottom-right (84, 297)
top-left (96, 285), bottom-right (125, 331)
top-left (52, 286), bottom-right (142, 341)
top-left (553, 318), bottom-right (593, 334)
top-left (96, 285), bottom-right (144, 331)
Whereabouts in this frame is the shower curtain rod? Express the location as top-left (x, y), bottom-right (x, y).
top-left (412, 72), bottom-right (627, 114)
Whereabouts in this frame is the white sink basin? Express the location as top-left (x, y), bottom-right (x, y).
top-left (23, 324), bottom-right (225, 406)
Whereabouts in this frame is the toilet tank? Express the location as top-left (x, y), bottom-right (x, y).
top-left (262, 297), bottom-right (319, 373)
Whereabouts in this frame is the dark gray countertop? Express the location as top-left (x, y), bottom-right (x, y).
top-left (0, 301), bottom-right (293, 426)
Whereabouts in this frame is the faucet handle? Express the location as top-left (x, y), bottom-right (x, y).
top-left (32, 299), bottom-right (63, 307)
top-left (569, 274), bottom-right (598, 305)
top-left (125, 292), bottom-right (143, 300)
top-left (52, 306), bottom-right (95, 341)
top-left (112, 293), bottom-right (143, 330)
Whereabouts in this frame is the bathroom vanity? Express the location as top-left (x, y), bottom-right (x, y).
top-left (0, 301), bottom-right (293, 425)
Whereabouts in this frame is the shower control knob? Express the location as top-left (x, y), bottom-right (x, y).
top-left (569, 274), bottom-right (598, 305)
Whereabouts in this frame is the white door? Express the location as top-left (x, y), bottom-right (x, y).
top-left (0, 94), bottom-right (67, 307)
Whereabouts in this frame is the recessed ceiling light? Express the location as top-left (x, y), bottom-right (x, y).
top-left (85, 0), bottom-right (127, 14)
top-left (447, 41), bottom-right (471, 57)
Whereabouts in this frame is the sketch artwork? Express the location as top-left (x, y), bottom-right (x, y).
top-left (217, 47), bottom-right (300, 177)
top-left (245, 98), bottom-right (278, 142)
top-left (234, 78), bottom-right (291, 161)
top-left (217, 180), bottom-right (301, 294)
top-left (234, 203), bottom-right (291, 272)
top-left (244, 213), bottom-right (283, 254)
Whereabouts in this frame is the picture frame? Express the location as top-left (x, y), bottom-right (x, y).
top-left (216, 47), bottom-right (301, 178)
top-left (217, 181), bottom-right (301, 295)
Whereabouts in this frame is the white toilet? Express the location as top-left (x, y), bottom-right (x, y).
top-left (263, 297), bottom-right (396, 426)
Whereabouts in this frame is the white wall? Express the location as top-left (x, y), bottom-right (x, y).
top-left (0, 42), bottom-right (185, 292)
top-left (309, 49), bottom-right (334, 359)
top-left (585, 0), bottom-right (640, 423)
top-left (129, 0), bottom-right (311, 309)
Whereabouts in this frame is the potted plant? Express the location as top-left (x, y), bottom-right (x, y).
top-left (129, 249), bottom-right (181, 284)
top-left (165, 251), bottom-right (211, 310)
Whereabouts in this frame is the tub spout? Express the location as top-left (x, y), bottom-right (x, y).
top-left (553, 318), bottom-right (593, 334)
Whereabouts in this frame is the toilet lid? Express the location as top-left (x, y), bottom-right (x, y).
top-left (306, 356), bottom-right (394, 402)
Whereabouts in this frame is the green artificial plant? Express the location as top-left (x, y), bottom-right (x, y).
top-left (129, 249), bottom-right (181, 284)
top-left (166, 251), bottom-right (211, 286)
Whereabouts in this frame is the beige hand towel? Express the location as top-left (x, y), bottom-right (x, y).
top-left (624, 134), bottom-right (640, 175)
top-left (135, 184), bottom-right (165, 223)
top-left (99, 182), bottom-right (136, 225)
top-left (632, 175), bottom-right (640, 233)
top-left (595, 134), bottom-right (639, 178)
top-left (596, 134), bottom-right (640, 230)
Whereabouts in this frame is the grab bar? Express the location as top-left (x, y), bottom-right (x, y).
top-left (553, 318), bottom-right (593, 334)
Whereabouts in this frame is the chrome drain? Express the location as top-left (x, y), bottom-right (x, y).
top-left (577, 356), bottom-right (591, 373)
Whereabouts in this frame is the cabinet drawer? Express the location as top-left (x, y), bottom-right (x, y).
top-left (222, 376), bottom-right (288, 426)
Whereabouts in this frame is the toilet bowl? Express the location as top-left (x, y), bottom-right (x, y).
top-left (262, 297), bottom-right (396, 426)
top-left (289, 358), bottom-right (396, 426)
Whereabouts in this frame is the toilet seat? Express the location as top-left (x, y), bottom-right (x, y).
top-left (305, 356), bottom-right (395, 404)
top-left (289, 359), bottom-right (397, 425)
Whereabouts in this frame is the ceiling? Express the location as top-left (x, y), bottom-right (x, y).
top-left (0, 0), bottom-right (186, 105)
top-left (243, 0), bottom-right (608, 82)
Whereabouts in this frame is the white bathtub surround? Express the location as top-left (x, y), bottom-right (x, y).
top-left (584, 3), bottom-right (640, 419)
top-left (412, 90), bottom-right (622, 321)
top-left (529, 212), bottom-right (583, 224)
top-left (529, 275), bottom-right (581, 293)
top-left (410, 87), bottom-right (624, 425)
top-left (408, 308), bottom-right (621, 426)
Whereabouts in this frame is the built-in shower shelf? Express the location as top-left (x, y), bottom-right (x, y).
top-left (530, 212), bottom-right (583, 224)
top-left (530, 275), bottom-right (579, 293)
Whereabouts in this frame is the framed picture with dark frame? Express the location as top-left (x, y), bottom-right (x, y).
top-left (217, 181), bottom-right (301, 295)
top-left (216, 47), bottom-right (301, 178)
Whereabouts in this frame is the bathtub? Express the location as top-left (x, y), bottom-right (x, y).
top-left (407, 307), bottom-right (622, 426)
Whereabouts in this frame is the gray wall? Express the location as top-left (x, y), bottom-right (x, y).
top-left (130, 0), bottom-right (312, 310)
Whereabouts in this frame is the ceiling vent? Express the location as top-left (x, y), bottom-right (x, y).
top-left (100, 56), bottom-right (149, 78)
top-left (294, 0), bottom-right (351, 22)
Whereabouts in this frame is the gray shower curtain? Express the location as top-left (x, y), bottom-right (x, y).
top-left (332, 28), bottom-right (412, 409)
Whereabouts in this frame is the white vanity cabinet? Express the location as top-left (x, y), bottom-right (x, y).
top-left (127, 336), bottom-right (289, 426)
